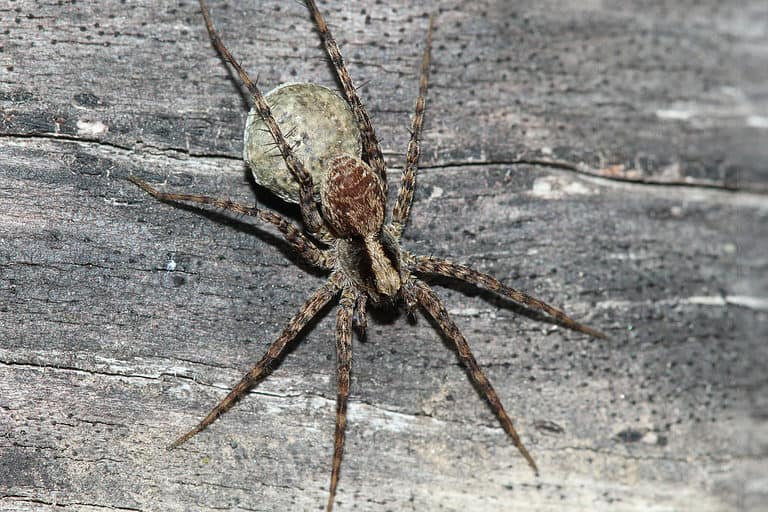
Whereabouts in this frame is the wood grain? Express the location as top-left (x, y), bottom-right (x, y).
top-left (1, 1), bottom-right (766, 511)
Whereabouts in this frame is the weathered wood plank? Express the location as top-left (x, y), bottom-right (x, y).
top-left (1, 1), bottom-right (766, 511)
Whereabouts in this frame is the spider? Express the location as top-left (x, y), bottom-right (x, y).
top-left (128, 0), bottom-right (606, 509)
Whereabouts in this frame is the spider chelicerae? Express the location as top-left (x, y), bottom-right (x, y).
top-left (129, 0), bottom-right (606, 509)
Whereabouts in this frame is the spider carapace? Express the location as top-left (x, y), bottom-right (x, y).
top-left (128, 0), bottom-right (606, 509)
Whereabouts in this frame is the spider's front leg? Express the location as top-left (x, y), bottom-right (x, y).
top-left (353, 293), bottom-right (368, 335)
top-left (198, 0), bottom-right (324, 236)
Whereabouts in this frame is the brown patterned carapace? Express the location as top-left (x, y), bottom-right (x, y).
top-left (322, 155), bottom-right (385, 238)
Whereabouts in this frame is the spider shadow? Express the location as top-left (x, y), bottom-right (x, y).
top-left (365, 300), bottom-right (408, 333)
top-left (205, 34), bottom-right (253, 114)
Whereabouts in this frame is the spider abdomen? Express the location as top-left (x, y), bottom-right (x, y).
top-left (336, 229), bottom-right (403, 301)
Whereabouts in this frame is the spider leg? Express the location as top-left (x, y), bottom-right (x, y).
top-left (413, 255), bottom-right (607, 339)
top-left (392, 16), bottom-right (434, 237)
top-left (409, 279), bottom-right (539, 474)
top-left (353, 293), bottom-right (367, 334)
top-left (198, 0), bottom-right (324, 235)
top-left (127, 177), bottom-right (333, 269)
top-left (304, 0), bottom-right (387, 189)
top-left (168, 274), bottom-right (341, 449)
top-left (327, 289), bottom-right (355, 512)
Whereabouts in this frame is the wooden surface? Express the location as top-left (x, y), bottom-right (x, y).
top-left (2, 1), bottom-right (767, 511)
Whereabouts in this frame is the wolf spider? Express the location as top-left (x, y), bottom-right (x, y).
top-left (129, 0), bottom-right (606, 509)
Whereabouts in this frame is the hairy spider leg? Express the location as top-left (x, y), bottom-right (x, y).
top-left (414, 256), bottom-right (607, 339)
top-left (328, 289), bottom-right (355, 512)
top-left (199, 0), bottom-right (324, 236)
top-left (409, 279), bottom-right (539, 474)
top-left (353, 293), bottom-right (368, 334)
top-left (305, 0), bottom-right (387, 191)
top-left (169, 276), bottom-right (341, 449)
top-left (392, 16), bottom-right (434, 236)
top-left (127, 177), bottom-right (333, 269)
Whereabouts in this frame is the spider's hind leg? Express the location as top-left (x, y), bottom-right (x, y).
top-left (327, 288), bottom-right (356, 511)
top-left (409, 279), bottom-right (539, 474)
top-left (167, 274), bottom-right (341, 449)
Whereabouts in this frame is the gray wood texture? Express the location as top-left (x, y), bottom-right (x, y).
top-left (1, 1), bottom-right (767, 511)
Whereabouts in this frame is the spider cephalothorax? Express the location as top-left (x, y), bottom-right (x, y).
top-left (322, 155), bottom-right (402, 299)
top-left (129, 1), bottom-right (606, 510)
